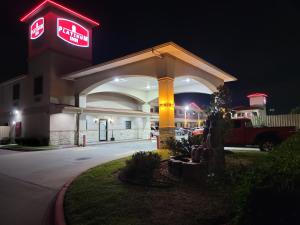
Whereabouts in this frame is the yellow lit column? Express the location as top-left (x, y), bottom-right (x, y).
top-left (158, 77), bottom-right (175, 149)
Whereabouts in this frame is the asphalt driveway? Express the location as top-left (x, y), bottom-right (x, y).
top-left (0, 140), bottom-right (156, 225)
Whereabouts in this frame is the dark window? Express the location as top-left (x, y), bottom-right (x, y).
top-left (125, 121), bottom-right (132, 129)
top-left (12, 84), bottom-right (20, 100)
top-left (34, 76), bottom-right (43, 96)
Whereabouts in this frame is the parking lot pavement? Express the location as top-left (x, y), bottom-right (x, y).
top-left (0, 140), bottom-right (156, 225)
top-left (0, 149), bottom-right (20, 155)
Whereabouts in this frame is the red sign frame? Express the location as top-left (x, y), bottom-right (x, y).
top-left (57, 18), bottom-right (89, 47)
top-left (30, 17), bottom-right (45, 40)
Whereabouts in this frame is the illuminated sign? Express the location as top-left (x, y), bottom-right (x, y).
top-left (57, 18), bottom-right (89, 47)
top-left (30, 17), bottom-right (44, 39)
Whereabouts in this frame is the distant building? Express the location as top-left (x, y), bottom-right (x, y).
top-left (150, 102), bottom-right (206, 128)
top-left (232, 93), bottom-right (267, 119)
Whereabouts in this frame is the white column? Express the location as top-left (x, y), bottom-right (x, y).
top-left (79, 95), bottom-right (87, 108)
top-left (141, 103), bottom-right (151, 139)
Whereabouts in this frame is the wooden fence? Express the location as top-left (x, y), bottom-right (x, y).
top-left (0, 126), bottom-right (10, 139)
top-left (251, 114), bottom-right (300, 129)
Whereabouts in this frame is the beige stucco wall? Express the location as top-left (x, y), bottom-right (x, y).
top-left (49, 112), bottom-right (150, 145)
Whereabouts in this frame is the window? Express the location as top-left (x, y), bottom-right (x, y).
top-left (12, 83), bottom-right (20, 100)
top-left (125, 121), bottom-right (132, 129)
top-left (34, 76), bottom-right (43, 96)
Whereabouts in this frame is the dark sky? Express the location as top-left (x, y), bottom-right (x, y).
top-left (1, 0), bottom-right (300, 113)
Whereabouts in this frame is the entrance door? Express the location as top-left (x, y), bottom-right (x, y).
top-left (99, 119), bottom-right (108, 141)
top-left (15, 122), bottom-right (22, 138)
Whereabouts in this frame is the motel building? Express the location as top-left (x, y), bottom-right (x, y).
top-left (150, 102), bottom-right (207, 129)
top-left (232, 93), bottom-right (268, 119)
top-left (0, 0), bottom-right (236, 148)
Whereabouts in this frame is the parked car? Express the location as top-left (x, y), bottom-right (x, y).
top-left (150, 127), bottom-right (159, 137)
top-left (191, 127), bottom-right (204, 136)
top-left (224, 118), bottom-right (297, 151)
top-left (175, 128), bottom-right (186, 136)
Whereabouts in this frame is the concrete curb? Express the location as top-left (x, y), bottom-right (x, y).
top-left (54, 178), bottom-right (74, 225)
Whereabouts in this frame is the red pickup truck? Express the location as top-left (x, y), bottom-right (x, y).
top-left (224, 118), bottom-right (297, 151)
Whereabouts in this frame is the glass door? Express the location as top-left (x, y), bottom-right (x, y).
top-left (99, 119), bottom-right (108, 141)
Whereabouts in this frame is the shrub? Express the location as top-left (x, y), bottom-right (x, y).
top-left (233, 131), bottom-right (300, 225)
top-left (0, 137), bottom-right (11, 145)
top-left (166, 135), bottom-right (203, 156)
top-left (123, 151), bottom-right (161, 183)
top-left (15, 137), bottom-right (49, 146)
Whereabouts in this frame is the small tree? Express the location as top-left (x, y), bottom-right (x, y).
top-left (205, 85), bottom-right (232, 175)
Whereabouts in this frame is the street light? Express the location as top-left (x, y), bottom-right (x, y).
top-left (184, 105), bottom-right (189, 128)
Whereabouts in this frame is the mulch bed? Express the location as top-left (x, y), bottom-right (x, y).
top-left (118, 161), bottom-right (177, 188)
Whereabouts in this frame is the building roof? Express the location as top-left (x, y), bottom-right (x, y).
top-left (61, 106), bottom-right (152, 117)
top-left (247, 92), bottom-right (268, 98)
top-left (20, 0), bottom-right (100, 26)
top-left (0, 75), bottom-right (27, 86)
top-left (63, 42), bottom-right (237, 82)
top-left (175, 102), bottom-right (204, 112)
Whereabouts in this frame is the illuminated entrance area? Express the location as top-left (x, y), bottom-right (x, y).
top-left (59, 75), bottom-right (215, 146)
top-left (60, 40), bottom-right (236, 147)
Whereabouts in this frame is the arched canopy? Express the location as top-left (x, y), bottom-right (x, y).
top-left (62, 42), bottom-right (236, 103)
top-left (85, 76), bottom-right (216, 104)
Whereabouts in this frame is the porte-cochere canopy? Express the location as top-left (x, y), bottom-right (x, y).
top-left (62, 42), bottom-right (237, 148)
top-left (63, 42), bottom-right (236, 100)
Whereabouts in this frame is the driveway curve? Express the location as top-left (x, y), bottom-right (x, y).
top-left (0, 140), bottom-right (156, 225)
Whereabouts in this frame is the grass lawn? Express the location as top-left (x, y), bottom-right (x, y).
top-left (64, 151), bottom-right (267, 225)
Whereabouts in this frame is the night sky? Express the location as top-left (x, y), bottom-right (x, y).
top-left (1, 0), bottom-right (300, 113)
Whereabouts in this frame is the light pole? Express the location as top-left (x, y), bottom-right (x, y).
top-left (184, 105), bottom-right (189, 128)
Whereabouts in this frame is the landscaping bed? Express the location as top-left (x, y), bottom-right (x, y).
top-left (64, 151), bottom-right (268, 225)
